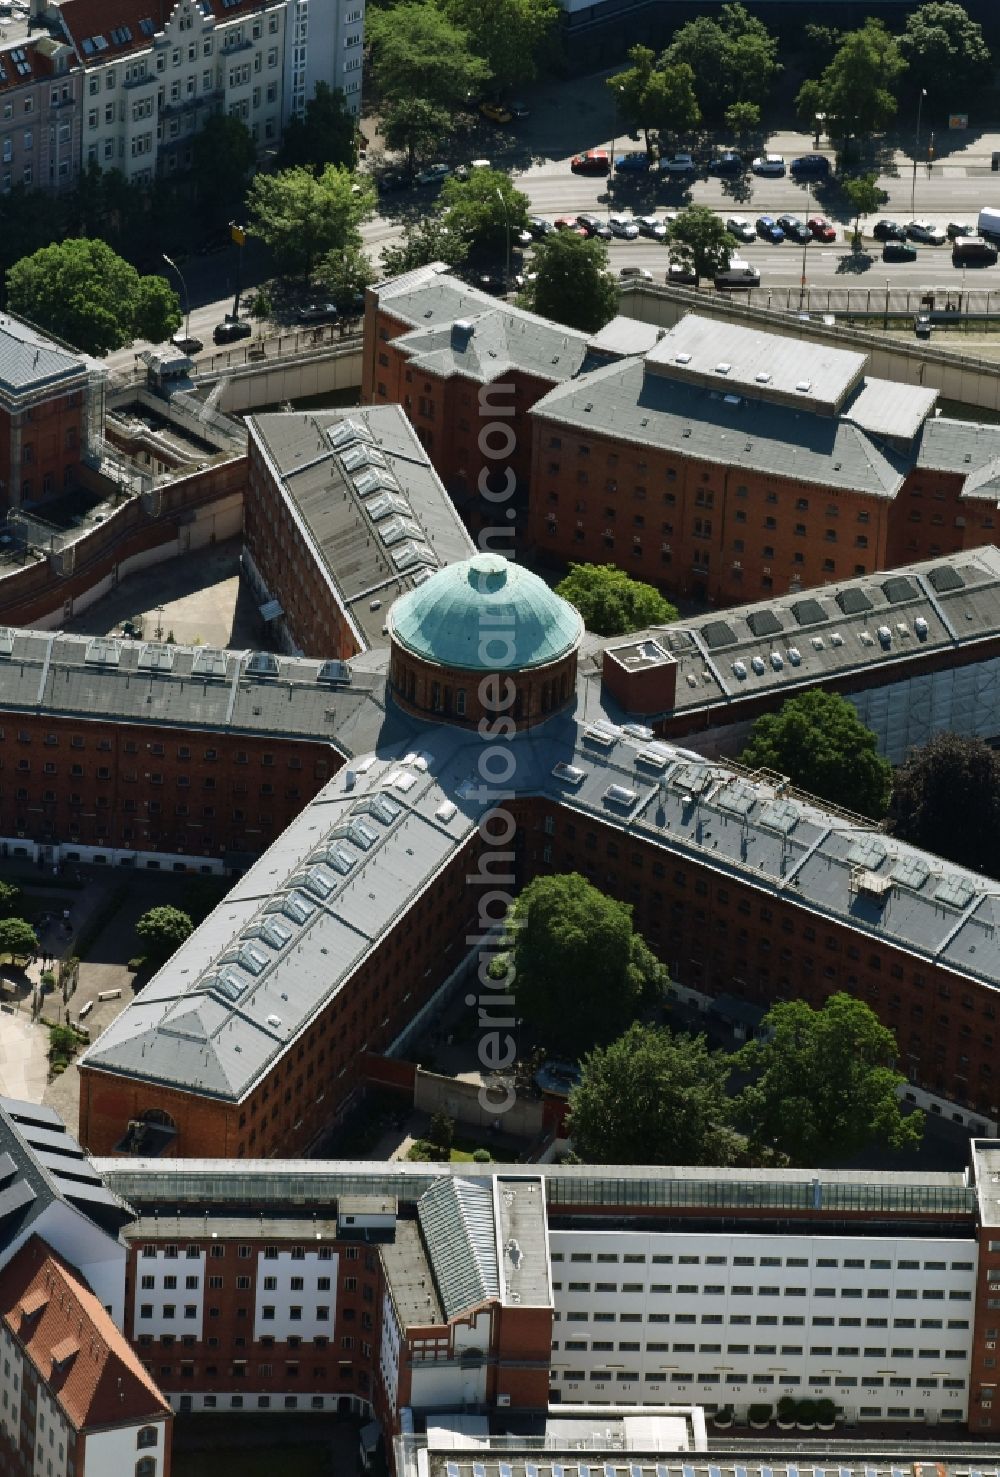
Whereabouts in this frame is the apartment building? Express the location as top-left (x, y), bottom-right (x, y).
top-left (0, 34), bottom-right (82, 194)
top-left (0, 311), bottom-right (98, 513)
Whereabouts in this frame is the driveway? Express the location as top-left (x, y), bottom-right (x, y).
top-left (0, 1004), bottom-right (51, 1102)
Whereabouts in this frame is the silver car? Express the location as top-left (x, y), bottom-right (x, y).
top-left (637, 214), bottom-right (669, 241)
top-left (608, 213), bottom-right (640, 240)
top-left (726, 215), bottom-right (756, 244)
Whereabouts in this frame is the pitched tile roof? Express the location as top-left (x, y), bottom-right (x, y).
top-left (0, 1236), bottom-right (170, 1431)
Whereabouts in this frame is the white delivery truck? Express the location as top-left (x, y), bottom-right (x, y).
top-left (977, 206), bottom-right (1000, 241)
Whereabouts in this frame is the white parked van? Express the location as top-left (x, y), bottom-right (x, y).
top-left (977, 206), bottom-right (1000, 241)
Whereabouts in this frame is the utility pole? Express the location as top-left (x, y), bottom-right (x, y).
top-left (910, 88), bottom-right (927, 218)
top-left (495, 187), bottom-right (510, 295)
top-left (162, 254), bottom-right (190, 343)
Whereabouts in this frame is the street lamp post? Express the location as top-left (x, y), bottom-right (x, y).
top-left (495, 186), bottom-right (511, 295)
top-left (884, 277), bottom-right (891, 332)
top-left (799, 182), bottom-right (811, 309)
top-left (911, 88), bottom-right (927, 218)
top-left (161, 253), bottom-right (190, 344)
top-left (229, 222), bottom-right (247, 322)
top-left (608, 84), bottom-right (624, 219)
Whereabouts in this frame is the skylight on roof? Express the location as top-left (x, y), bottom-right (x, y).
top-left (317, 659), bottom-right (352, 684)
top-left (378, 514), bottom-right (423, 548)
top-left (935, 874), bottom-right (976, 911)
top-left (552, 761), bottom-right (585, 786)
top-left (892, 854), bottom-right (930, 891)
top-left (759, 798), bottom-right (799, 835)
top-left (84, 636), bottom-right (121, 667)
top-left (192, 647), bottom-right (229, 679)
top-left (259, 918), bottom-right (292, 950)
top-left (604, 783), bottom-right (638, 807)
top-left (0, 628), bottom-right (13, 658)
top-left (583, 720), bottom-right (619, 748)
top-left (346, 819), bottom-right (378, 850)
top-left (237, 943), bottom-right (269, 976)
top-left (365, 491), bottom-right (412, 522)
top-left (368, 792), bottom-right (402, 824)
top-left (847, 836), bottom-right (887, 869)
top-left (635, 746), bottom-right (670, 771)
top-left (139, 16), bottom-right (155, 33)
top-left (392, 539), bottom-right (435, 571)
top-left (246, 651), bottom-right (279, 677)
top-left (326, 845), bottom-right (356, 875)
top-left (280, 890), bottom-right (316, 925)
top-left (341, 444), bottom-right (387, 474)
top-left (137, 642), bottom-right (174, 672)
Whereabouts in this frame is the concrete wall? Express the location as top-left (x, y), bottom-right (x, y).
top-left (202, 346), bottom-right (363, 414)
top-left (413, 1068), bottom-right (544, 1138)
top-left (617, 284), bottom-right (1000, 416)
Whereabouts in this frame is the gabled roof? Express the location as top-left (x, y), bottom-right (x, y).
top-left (0, 312), bottom-right (88, 397)
top-left (0, 1236), bottom-right (169, 1431)
top-left (418, 1177), bottom-right (499, 1320)
top-left (390, 307), bottom-right (590, 387)
top-left (0, 1097), bottom-right (133, 1243)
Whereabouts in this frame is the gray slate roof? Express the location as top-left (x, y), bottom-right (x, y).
top-left (248, 406), bottom-right (476, 650)
top-left (0, 1096), bottom-right (133, 1243)
top-left (81, 685), bottom-right (1000, 1102)
top-left (531, 355), bottom-right (906, 497)
top-left (916, 416), bottom-right (1000, 491)
top-left (0, 313), bottom-right (90, 398)
top-left (580, 545), bottom-right (1000, 720)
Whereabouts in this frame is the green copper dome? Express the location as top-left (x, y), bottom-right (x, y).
top-left (389, 554), bottom-right (583, 672)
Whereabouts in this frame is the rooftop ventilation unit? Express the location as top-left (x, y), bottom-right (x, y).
top-left (787, 647), bottom-right (802, 666)
top-left (84, 637), bottom-right (122, 667)
top-left (914, 616), bottom-right (929, 640)
top-left (751, 656), bottom-right (766, 675)
top-left (674, 352), bottom-right (692, 364)
top-left (795, 379), bottom-right (812, 393)
top-left (317, 660), bottom-right (352, 684)
top-left (755, 372), bottom-right (771, 384)
top-left (435, 800), bottom-right (458, 823)
top-left (715, 362), bottom-right (732, 375)
top-left (246, 651), bottom-right (279, 677)
top-left (733, 660), bottom-right (747, 679)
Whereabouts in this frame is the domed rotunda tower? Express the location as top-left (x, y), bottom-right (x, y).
top-left (387, 553), bottom-right (582, 729)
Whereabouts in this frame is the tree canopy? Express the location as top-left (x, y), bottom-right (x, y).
top-left (191, 115), bottom-right (256, 228)
top-left (667, 206), bottom-right (736, 284)
top-left (899, 2), bottom-right (991, 100)
top-left (568, 1023), bottom-right (741, 1165)
top-left (247, 164), bottom-right (374, 278)
top-left (843, 173), bottom-right (889, 239)
top-left (663, 2), bottom-right (780, 113)
top-left (368, 4), bottom-right (489, 165)
top-left (445, 0), bottom-right (558, 94)
top-left (439, 168), bottom-right (530, 261)
top-left (608, 49), bottom-right (700, 153)
top-left (555, 562), bottom-right (678, 636)
top-left (6, 239), bottom-right (180, 355)
top-left (278, 82), bottom-right (358, 172)
top-left (0, 881), bottom-right (23, 920)
top-left (739, 689), bottom-right (891, 819)
top-left (381, 215), bottom-right (466, 276)
top-left (796, 19), bottom-right (907, 141)
top-left (136, 906), bottom-right (194, 964)
top-left (497, 873), bottom-right (667, 1054)
top-left (520, 229), bottom-right (617, 333)
top-left (0, 917), bottom-right (38, 960)
top-left (734, 993), bottom-right (923, 1165)
top-left (886, 732), bottom-right (1000, 877)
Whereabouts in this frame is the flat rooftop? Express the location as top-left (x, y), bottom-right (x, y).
top-left (380, 1216), bottom-right (444, 1328)
top-left (496, 1177), bottom-right (551, 1309)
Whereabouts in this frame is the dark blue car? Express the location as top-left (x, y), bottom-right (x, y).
top-left (790, 154), bottom-right (831, 178)
top-left (615, 151), bottom-right (651, 173)
top-left (756, 214), bottom-right (785, 243)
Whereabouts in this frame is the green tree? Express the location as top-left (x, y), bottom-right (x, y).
top-left (440, 168), bottom-right (530, 260)
top-left (191, 114), bottom-right (256, 227)
top-left (734, 994), bottom-right (923, 1165)
top-left (664, 2), bottom-right (780, 112)
top-left (555, 562), bottom-right (678, 636)
top-left (0, 881), bottom-right (23, 919)
top-left (802, 22), bottom-right (842, 71)
top-left (608, 46), bottom-right (658, 152)
top-left (446, 0), bottom-right (559, 94)
top-left (381, 215), bottom-right (467, 276)
top-left (899, 2), bottom-right (991, 99)
top-left (843, 172), bottom-right (889, 242)
top-left (135, 906), bottom-right (194, 964)
top-left (796, 19), bottom-right (907, 143)
top-left (521, 229), bottom-right (617, 333)
top-left (6, 239), bottom-right (180, 355)
top-left (667, 206), bottom-right (736, 285)
top-left (369, 3), bottom-right (489, 167)
top-left (315, 242), bottom-right (375, 309)
top-left (278, 82), bottom-right (358, 172)
top-left (247, 165), bottom-right (374, 278)
top-left (643, 61), bottom-right (701, 146)
top-left (724, 99), bottom-right (760, 140)
top-left (497, 874), bottom-right (667, 1055)
top-left (0, 917), bottom-right (38, 961)
top-left (740, 689), bottom-right (891, 819)
top-left (886, 732), bottom-right (1000, 877)
top-left (568, 1023), bottom-right (741, 1165)
top-left (429, 1110), bottom-right (455, 1154)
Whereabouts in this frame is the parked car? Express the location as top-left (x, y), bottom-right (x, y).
top-left (790, 153), bottom-right (831, 178)
top-left (883, 242), bottom-right (919, 262)
top-left (415, 163), bottom-right (450, 186)
top-left (506, 100), bottom-right (530, 119)
top-left (479, 101), bottom-right (513, 124)
top-left (638, 214), bottom-right (669, 241)
top-left (777, 214), bottom-right (812, 244)
top-left (620, 265), bottom-right (653, 281)
top-left (807, 215), bottom-right (837, 242)
top-left (708, 151), bottom-right (743, 176)
top-left (213, 319), bottom-right (252, 345)
top-left (608, 212), bottom-right (640, 239)
top-left (947, 220), bottom-right (977, 241)
top-left (752, 153), bottom-right (786, 176)
top-left (615, 151), bottom-right (651, 174)
top-left (378, 169), bottom-right (412, 193)
top-left (907, 219), bottom-right (947, 245)
top-left (452, 159), bottom-right (490, 181)
top-left (756, 214), bottom-right (785, 243)
top-left (873, 219), bottom-right (907, 242)
top-left (953, 235), bottom-right (999, 264)
top-left (528, 215), bottom-right (555, 238)
top-left (725, 216), bottom-right (756, 243)
top-left (577, 213), bottom-right (613, 240)
top-left (514, 226), bottom-right (533, 248)
top-left (554, 216), bottom-right (588, 235)
top-left (295, 302), bottom-right (339, 324)
top-left (171, 333), bottom-right (204, 354)
top-left (571, 149), bottom-right (610, 175)
top-left (661, 153), bottom-right (696, 176)
top-left (666, 261), bottom-right (697, 285)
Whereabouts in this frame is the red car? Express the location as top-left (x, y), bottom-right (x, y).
top-left (571, 149), bottom-right (610, 176)
top-left (807, 215), bottom-right (837, 243)
top-left (554, 216), bottom-right (588, 235)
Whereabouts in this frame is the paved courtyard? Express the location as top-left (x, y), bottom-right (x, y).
top-left (61, 538), bottom-right (266, 650)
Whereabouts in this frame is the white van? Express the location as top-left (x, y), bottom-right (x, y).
top-left (977, 206), bottom-right (1000, 241)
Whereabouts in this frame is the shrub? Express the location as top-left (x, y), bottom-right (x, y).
top-left (777, 1395), bottom-right (797, 1421)
top-left (797, 1398), bottom-right (817, 1425)
top-left (472, 1148), bottom-right (492, 1163)
top-left (127, 957), bottom-right (146, 972)
top-left (39, 970), bottom-right (56, 993)
top-left (815, 1398), bottom-right (837, 1425)
top-left (48, 1025), bottom-right (77, 1060)
top-left (748, 1403), bottom-right (772, 1425)
top-left (50, 1060), bottom-right (67, 1076)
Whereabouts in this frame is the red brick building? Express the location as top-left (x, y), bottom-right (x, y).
top-left (0, 313), bottom-right (97, 513)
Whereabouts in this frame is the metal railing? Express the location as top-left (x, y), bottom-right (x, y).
top-left (192, 319), bottom-right (364, 378)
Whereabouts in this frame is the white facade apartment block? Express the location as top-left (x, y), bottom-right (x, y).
top-left (134, 1245), bottom-right (207, 1340)
top-left (34, 1382), bottom-right (71, 1477)
top-left (549, 1230), bottom-right (978, 1425)
top-left (251, 1247), bottom-right (338, 1343)
top-left (0, 1325), bottom-right (23, 1449)
top-left (69, 0), bottom-right (287, 184)
top-left (83, 1419), bottom-right (167, 1477)
top-left (281, 0), bottom-right (363, 125)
